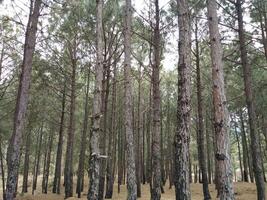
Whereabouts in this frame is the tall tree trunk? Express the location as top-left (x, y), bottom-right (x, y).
top-left (205, 111), bottom-right (212, 184)
top-left (239, 110), bottom-right (250, 182)
top-left (42, 128), bottom-right (53, 194)
top-left (52, 82), bottom-right (66, 194)
top-left (174, 0), bottom-right (191, 199)
top-left (22, 129), bottom-right (31, 193)
top-left (0, 136), bottom-right (6, 200)
top-left (32, 125), bottom-right (44, 195)
top-left (98, 59), bottom-right (111, 200)
top-left (195, 20), bottom-right (211, 200)
top-left (88, 0), bottom-right (104, 199)
top-left (207, 0), bottom-right (234, 199)
top-left (5, 1), bottom-right (42, 199)
top-left (124, 0), bottom-right (137, 199)
top-left (76, 66), bottom-right (91, 198)
top-left (234, 120), bottom-right (243, 181)
top-left (105, 62), bottom-right (117, 199)
top-left (146, 86), bottom-right (152, 186)
top-left (64, 39), bottom-right (77, 198)
top-left (236, 0), bottom-right (265, 198)
top-left (151, 0), bottom-right (161, 199)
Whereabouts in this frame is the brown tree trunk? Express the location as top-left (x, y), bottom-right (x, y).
top-left (233, 120), bottom-right (243, 181)
top-left (207, 0), bottom-right (234, 199)
top-left (205, 111), bottom-right (212, 184)
top-left (76, 66), bottom-right (91, 198)
top-left (123, 0), bottom-right (137, 198)
top-left (0, 136), bottom-right (6, 200)
top-left (42, 128), bottom-right (53, 193)
top-left (5, 1), bottom-right (42, 199)
top-left (64, 38), bottom-right (77, 198)
top-left (88, 0), bottom-right (104, 199)
top-left (22, 129), bottom-right (31, 193)
top-left (105, 62), bottom-right (117, 199)
top-left (239, 110), bottom-right (250, 182)
top-left (174, 0), bottom-right (191, 199)
top-left (236, 0), bottom-right (265, 198)
top-left (32, 125), bottom-right (44, 195)
top-left (195, 20), bottom-right (211, 200)
top-left (52, 82), bottom-right (66, 194)
top-left (151, 0), bottom-right (161, 199)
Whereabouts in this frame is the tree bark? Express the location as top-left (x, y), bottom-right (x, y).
top-left (52, 82), bottom-right (66, 194)
top-left (195, 20), bottom-right (211, 200)
top-left (22, 129), bottom-right (31, 193)
top-left (64, 38), bottom-right (77, 198)
top-left (105, 62), bottom-right (117, 199)
top-left (88, 0), bottom-right (104, 199)
top-left (76, 66), bottom-right (91, 198)
top-left (5, 0), bottom-right (42, 199)
top-left (123, 0), bottom-right (137, 199)
top-left (32, 125), bottom-right (44, 195)
top-left (151, 0), bottom-right (161, 199)
top-left (42, 128), bottom-right (53, 194)
top-left (207, 0), bottom-right (235, 199)
top-left (0, 136), bottom-right (6, 200)
top-left (236, 0), bottom-right (265, 198)
top-left (174, 1), bottom-right (192, 199)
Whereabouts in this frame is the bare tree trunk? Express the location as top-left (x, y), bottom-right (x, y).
top-left (52, 82), bottom-right (66, 194)
top-left (207, 0), bottom-right (234, 199)
top-left (236, 0), bottom-right (265, 198)
top-left (146, 86), bottom-right (152, 186)
top-left (76, 66), bottom-right (91, 198)
top-left (174, 0), bottom-right (191, 199)
top-left (0, 136), bottom-right (6, 200)
top-left (64, 39), bottom-right (77, 198)
top-left (234, 120), bottom-right (243, 181)
top-left (42, 129), bottom-right (53, 194)
top-left (105, 62), bottom-right (117, 199)
top-left (88, 0), bottom-right (104, 199)
top-left (239, 110), bottom-right (250, 182)
top-left (151, 0), bottom-right (161, 199)
top-left (195, 20), bottom-right (211, 200)
top-left (32, 125), bottom-right (44, 195)
top-left (124, 0), bottom-right (137, 199)
top-left (205, 111), bottom-right (212, 184)
top-left (22, 129), bottom-right (31, 193)
top-left (5, 1), bottom-right (42, 199)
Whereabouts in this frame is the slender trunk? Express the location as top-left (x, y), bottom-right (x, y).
top-left (22, 130), bottom-right (31, 193)
top-left (5, 1), bottom-right (41, 199)
top-left (32, 126), bottom-right (44, 195)
top-left (207, 0), bottom-right (234, 199)
top-left (234, 120), bottom-right (243, 181)
top-left (105, 62), bottom-right (117, 199)
top-left (77, 67), bottom-right (91, 198)
top-left (206, 111), bottom-right (212, 184)
top-left (64, 39), bottom-right (77, 198)
top-left (42, 129), bottom-right (53, 194)
top-left (151, 0), bottom-right (161, 199)
top-left (135, 64), bottom-right (142, 198)
top-left (236, 0), bottom-right (265, 198)
top-left (0, 137), bottom-right (6, 200)
top-left (195, 20), bottom-right (211, 200)
top-left (88, 0), bottom-right (104, 199)
top-left (146, 86), bottom-right (152, 185)
top-left (174, 0), bottom-right (191, 199)
top-left (98, 59), bottom-right (111, 200)
top-left (239, 110), bottom-right (250, 182)
top-left (124, 0), bottom-right (137, 198)
top-left (52, 82), bottom-right (66, 194)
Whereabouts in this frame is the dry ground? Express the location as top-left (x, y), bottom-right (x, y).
top-left (1, 176), bottom-right (262, 200)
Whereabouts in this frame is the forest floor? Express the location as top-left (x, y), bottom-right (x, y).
top-left (0, 177), bottom-right (262, 199)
